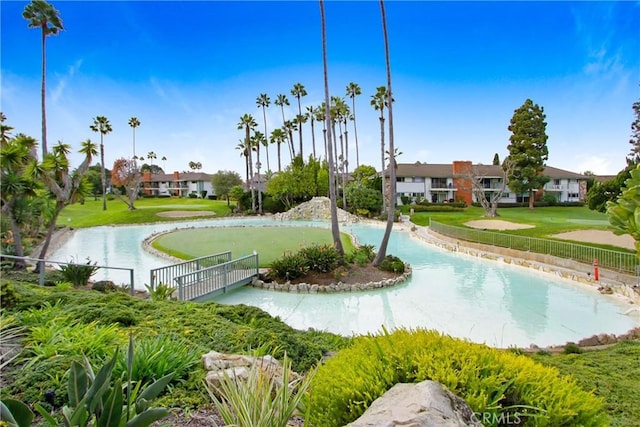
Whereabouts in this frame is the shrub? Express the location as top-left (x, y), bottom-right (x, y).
top-left (563, 342), bottom-right (583, 354)
top-left (145, 282), bottom-right (176, 301)
top-left (208, 353), bottom-right (315, 427)
top-left (114, 334), bottom-right (202, 385)
top-left (269, 252), bottom-right (309, 281)
top-left (299, 244), bottom-right (340, 273)
top-left (307, 328), bottom-right (607, 427)
top-left (91, 280), bottom-right (120, 293)
top-left (345, 245), bottom-right (375, 266)
top-left (1, 281), bottom-right (20, 308)
top-left (378, 255), bottom-right (405, 273)
top-left (59, 257), bottom-right (99, 287)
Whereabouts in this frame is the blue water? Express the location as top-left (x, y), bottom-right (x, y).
top-left (50, 218), bottom-right (639, 347)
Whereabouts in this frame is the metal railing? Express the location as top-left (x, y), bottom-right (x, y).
top-left (149, 251), bottom-right (232, 290)
top-left (0, 254), bottom-right (135, 295)
top-left (173, 253), bottom-right (259, 301)
top-left (429, 219), bottom-right (639, 275)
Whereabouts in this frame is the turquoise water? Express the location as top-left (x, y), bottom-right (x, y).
top-left (50, 218), bottom-right (639, 347)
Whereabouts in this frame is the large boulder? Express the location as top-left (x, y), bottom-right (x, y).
top-left (273, 196), bottom-right (359, 223)
top-left (348, 380), bottom-right (482, 427)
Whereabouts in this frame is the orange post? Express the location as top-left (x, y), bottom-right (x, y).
top-left (593, 258), bottom-right (599, 282)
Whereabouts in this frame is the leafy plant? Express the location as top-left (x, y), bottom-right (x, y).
top-left (298, 244), bottom-right (340, 273)
top-left (114, 334), bottom-right (201, 386)
top-left (307, 328), bottom-right (607, 426)
top-left (378, 255), bottom-right (405, 273)
top-left (208, 353), bottom-right (315, 427)
top-left (1, 313), bottom-right (25, 370)
top-left (59, 257), bottom-right (99, 287)
top-left (268, 252), bottom-right (308, 280)
top-left (144, 283), bottom-right (176, 301)
top-left (1, 281), bottom-right (21, 308)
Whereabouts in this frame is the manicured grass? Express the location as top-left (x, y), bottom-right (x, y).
top-left (60, 197), bottom-right (232, 228)
top-left (152, 226), bottom-right (356, 267)
top-left (529, 341), bottom-right (640, 427)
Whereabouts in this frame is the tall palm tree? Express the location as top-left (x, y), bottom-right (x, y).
top-left (283, 119), bottom-right (297, 160)
top-left (90, 115), bottom-right (112, 211)
top-left (237, 114), bottom-right (257, 212)
top-left (128, 117), bottom-right (140, 159)
top-left (346, 82), bottom-right (362, 168)
top-left (256, 93), bottom-right (271, 172)
top-left (270, 128), bottom-right (286, 172)
top-left (374, 0), bottom-right (397, 266)
top-left (290, 83), bottom-right (307, 157)
top-left (319, 0), bottom-right (344, 259)
top-left (314, 104), bottom-right (327, 161)
top-left (274, 94), bottom-right (290, 157)
top-left (23, 0), bottom-right (64, 158)
top-left (371, 86), bottom-right (390, 213)
top-left (161, 156), bottom-right (167, 172)
top-left (251, 130), bottom-right (265, 214)
top-left (306, 105), bottom-right (317, 160)
top-left (147, 151), bottom-right (157, 165)
top-left (236, 139), bottom-right (250, 188)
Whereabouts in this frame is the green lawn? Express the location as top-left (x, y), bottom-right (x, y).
top-left (409, 206), bottom-right (613, 237)
top-left (152, 226), bottom-right (355, 267)
top-left (61, 197), bottom-right (232, 227)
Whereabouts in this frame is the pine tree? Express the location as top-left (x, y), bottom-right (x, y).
top-left (627, 97), bottom-right (640, 165)
top-left (507, 99), bottom-right (549, 209)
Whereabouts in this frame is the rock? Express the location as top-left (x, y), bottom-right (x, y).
top-left (202, 351), bottom-right (300, 395)
top-left (348, 381), bottom-right (482, 427)
top-left (273, 196), bottom-right (359, 223)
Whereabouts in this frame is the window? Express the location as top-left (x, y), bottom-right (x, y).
top-left (569, 193), bottom-right (579, 198)
top-left (413, 177), bottom-right (425, 183)
top-left (396, 177), bottom-right (405, 182)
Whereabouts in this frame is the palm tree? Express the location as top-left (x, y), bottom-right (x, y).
top-left (256, 93), bottom-right (271, 172)
top-left (90, 115), bottom-right (112, 211)
top-left (161, 156), bottom-right (167, 171)
top-left (346, 82), bottom-right (362, 168)
top-left (306, 105), bottom-right (317, 160)
top-left (374, 0), bottom-right (397, 266)
top-left (22, 0), bottom-right (64, 158)
top-left (291, 83), bottom-right (307, 157)
top-left (251, 130), bottom-right (265, 213)
top-left (283, 119), bottom-right (297, 160)
top-left (275, 94), bottom-right (290, 159)
top-left (147, 151), bottom-right (157, 165)
top-left (314, 104), bottom-right (327, 161)
top-left (237, 114), bottom-right (257, 212)
top-left (236, 139), bottom-right (250, 187)
top-left (371, 86), bottom-right (390, 213)
top-left (128, 117), bottom-right (140, 159)
top-left (319, 0), bottom-right (344, 259)
top-left (270, 128), bottom-right (286, 172)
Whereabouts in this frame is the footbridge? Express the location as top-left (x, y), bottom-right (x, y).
top-left (149, 251), bottom-right (259, 301)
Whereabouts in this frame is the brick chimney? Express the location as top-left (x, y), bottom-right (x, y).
top-left (452, 161), bottom-right (473, 205)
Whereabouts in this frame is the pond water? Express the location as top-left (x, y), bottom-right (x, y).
top-left (50, 218), bottom-right (640, 347)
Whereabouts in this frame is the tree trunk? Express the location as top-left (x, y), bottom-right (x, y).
top-left (277, 143), bottom-right (282, 172)
top-left (8, 212), bottom-right (26, 270)
top-left (100, 141), bottom-right (107, 211)
top-left (36, 202), bottom-right (64, 269)
top-left (320, 0), bottom-right (344, 259)
top-left (529, 190), bottom-right (534, 209)
top-left (379, 116), bottom-right (386, 213)
top-left (41, 27), bottom-right (48, 157)
top-left (374, 0), bottom-right (396, 267)
top-left (310, 119), bottom-right (317, 160)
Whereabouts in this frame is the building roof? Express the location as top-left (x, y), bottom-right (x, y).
top-left (391, 163), bottom-right (587, 179)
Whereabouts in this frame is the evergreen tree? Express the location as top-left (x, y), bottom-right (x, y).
top-left (492, 153), bottom-right (500, 165)
top-left (506, 99), bottom-right (549, 209)
top-left (626, 96), bottom-right (640, 165)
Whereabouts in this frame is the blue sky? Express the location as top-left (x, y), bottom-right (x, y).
top-left (2, 1), bottom-right (639, 177)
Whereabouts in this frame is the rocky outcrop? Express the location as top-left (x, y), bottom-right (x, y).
top-left (273, 197), bottom-right (359, 223)
top-left (348, 381), bottom-right (482, 427)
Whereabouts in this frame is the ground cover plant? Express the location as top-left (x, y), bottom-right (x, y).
top-left (307, 328), bottom-right (608, 427)
top-left (151, 226), bottom-right (355, 267)
top-left (59, 197), bottom-right (232, 228)
top-left (0, 277), bottom-right (349, 414)
top-left (529, 341), bottom-right (640, 427)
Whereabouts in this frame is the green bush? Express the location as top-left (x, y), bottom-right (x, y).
top-left (410, 204), bottom-right (465, 212)
top-left (563, 342), bottom-right (583, 354)
top-left (114, 334), bottom-right (202, 385)
top-left (91, 280), bottom-right (120, 293)
top-left (59, 257), bottom-right (99, 287)
top-left (269, 252), bottom-right (309, 280)
top-left (299, 244), bottom-right (340, 273)
top-left (345, 245), bottom-right (376, 266)
top-left (307, 328), bottom-right (607, 427)
top-left (378, 255), bottom-right (405, 273)
top-left (1, 281), bottom-right (20, 308)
